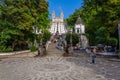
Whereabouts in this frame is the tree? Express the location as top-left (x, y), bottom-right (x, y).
top-left (0, 0), bottom-right (49, 52)
top-left (66, 0), bottom-right (120, 47)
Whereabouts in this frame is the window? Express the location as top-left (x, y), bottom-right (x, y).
top-left (77, 28), bottom-right (79, 33)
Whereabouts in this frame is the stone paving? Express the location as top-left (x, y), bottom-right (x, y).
top-left (0, 57), bottom-right (120, 80)
top-left (0, 43), bottom-right (120, 80)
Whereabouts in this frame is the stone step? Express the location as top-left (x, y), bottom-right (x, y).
top-left (47, 43), bottom-right (63, 57)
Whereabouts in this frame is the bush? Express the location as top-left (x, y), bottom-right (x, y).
top-left (107, 37), bottom-right (118, 46)
top-left (13, 42), bottom-right (28, 51)
top-left (29, 45), bottom-right (37, 52)
top-left (0, 46), bottom-right (13, 52)
top-left (5, 47), bottom-right (13, 52)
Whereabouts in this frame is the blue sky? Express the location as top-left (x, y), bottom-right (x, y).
top-left (47, 0), bottom-right (83, 19)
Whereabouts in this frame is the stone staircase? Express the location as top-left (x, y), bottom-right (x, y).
top-left (47, 42), bottom-right (64, 57)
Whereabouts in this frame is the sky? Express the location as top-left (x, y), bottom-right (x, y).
top-left (47, 0), bottom-right (83, 19)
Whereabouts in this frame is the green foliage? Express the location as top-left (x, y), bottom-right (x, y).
top-left (42, 29), bottom-right (51, 45)
top-left (107, 37), bottom-right (118, 46)
top-left (0, 46), bottom-right (13, 52)
top-left (65, 33), bottom-right (79, 46)
top-left (65, 33), bottom-right (70, 44)
top-left (95, 27), bottom-right (109, 44)
top-left (0, 0), bottom-right (49, 52)
top-left (35, 29), bottom-right (51, 45)
top-left (29, 45), bottom-right (37, 52)
top-left (66, 9), bottom-right (81, 26)
top-left (66, 0), bottom-right (120, 46)
top-left (72, 33), bottom-right (79, 46)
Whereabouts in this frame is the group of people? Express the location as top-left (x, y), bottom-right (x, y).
top-left (50, 31), bottom-right (60, 43)
top-left (86, 47), bottom-right (97, 64)
top-left (104, 46), bottom-right (116, 52)
top-left (51, 33), bottom-right (97, 64)
top-left (56, 36), bottom-right (68, 52)
top-left (50, 32), bottom-right (66, 50)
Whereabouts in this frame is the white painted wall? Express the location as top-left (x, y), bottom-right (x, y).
top-left (75, 24), bottom-right (85, 34)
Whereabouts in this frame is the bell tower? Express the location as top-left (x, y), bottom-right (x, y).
top-left (60, 11), bottom-right (64, 19)
top-left (52, 11), bottom-right (55, 19)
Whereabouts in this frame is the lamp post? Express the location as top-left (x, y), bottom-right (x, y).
top-left (70, 29), bottom-right (73, 54)
top-left (118, 21), bottom-right (120, 50)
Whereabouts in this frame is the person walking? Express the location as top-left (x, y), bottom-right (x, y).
top-left (37, 44), bottom-right (43, 56)
top-left (91, 47), bottom-right (96, 64)
top-left (85, 48), bottom-right (91, 57)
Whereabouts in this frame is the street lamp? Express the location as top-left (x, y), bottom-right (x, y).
top-left (118, 21), bottom-right (120, 50)
top-left (70, 29), bottom-right (73, 54)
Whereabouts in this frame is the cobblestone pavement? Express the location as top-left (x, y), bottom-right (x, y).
top-left (0, 43), bottom-right (120, 80)
top-left (0, 57), bottom-right (120, 80)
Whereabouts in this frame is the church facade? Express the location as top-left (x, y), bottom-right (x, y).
top-left (49, 11), bottom-right (67, 35)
